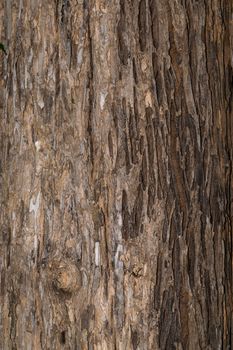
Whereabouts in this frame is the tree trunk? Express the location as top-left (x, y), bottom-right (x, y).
top-left (0, 1), bottom-right (232, 349)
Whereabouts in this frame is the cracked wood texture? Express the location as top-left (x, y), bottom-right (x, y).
top-left (0, 1), bottom-right (232, 349)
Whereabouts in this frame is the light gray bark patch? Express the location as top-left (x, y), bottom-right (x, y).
top-left (81, 305), bottom-right (94, 330)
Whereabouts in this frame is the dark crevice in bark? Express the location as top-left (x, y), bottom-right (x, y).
top-left (145, 107), bottom-right (156, 218)
top-left (138, 0), bottom-right (147, 52)
top-left (132, 58), bottom-right (138, 84)
top-left (132, 184), bottom-right (143, 238)
top-left (122, 189), bottom-right (130, 241)
top-left (128, 105), bottom-right (139, 164)
top-left (86, 2), bottom-right (94, 169)
top-left (118, 0), bottom-right (130, 65)
top-left (131, 328), bottom-right (139, 350)
top-left (140, 149), bottom-right (147, 191)
top-left (149, 0), bottom-right (159, 50)
top-left (9, 287), bottom-right (19, 350)
top-left (153, 252), bottom-right (162, 311)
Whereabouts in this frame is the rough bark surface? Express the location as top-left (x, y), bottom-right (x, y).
top-left (0, 1), bottom-right (232, 349)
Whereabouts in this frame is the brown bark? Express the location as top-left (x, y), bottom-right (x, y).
top-left (0, 0), bottom-right (232, 349)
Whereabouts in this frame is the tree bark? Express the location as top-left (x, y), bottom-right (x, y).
top-left (0, 1), bottom-right (232, 349)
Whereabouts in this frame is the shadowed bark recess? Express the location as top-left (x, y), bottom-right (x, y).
top-left (0, 0), bottom-right (232, 349)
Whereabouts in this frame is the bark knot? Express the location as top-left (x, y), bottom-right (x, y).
top-left (49, 260), bottom-right (81, 294)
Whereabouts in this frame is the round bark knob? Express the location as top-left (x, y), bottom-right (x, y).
top-left (50, 260), bottom-right (82, 294)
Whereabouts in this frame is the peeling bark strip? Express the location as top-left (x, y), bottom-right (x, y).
top-left (0, 0), bottom-right (232, 349)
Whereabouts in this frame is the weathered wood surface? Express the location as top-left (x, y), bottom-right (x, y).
top-left (0, 1), bottom-right (232, 349)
